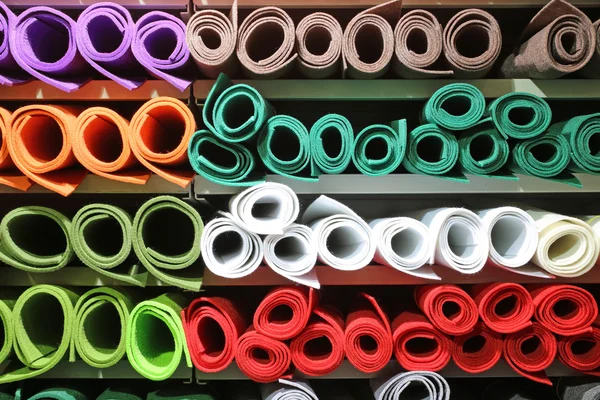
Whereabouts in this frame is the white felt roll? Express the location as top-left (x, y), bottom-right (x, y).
top-left (371, 371), bottom-right (450, 400)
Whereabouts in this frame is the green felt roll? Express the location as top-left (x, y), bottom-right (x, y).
top-left (0, 207), bottom-right (73, 273)
top-left (188, 130), bottom-right (264, 186)
top-left (126, 293), bottom-right (192, 381)
top-left (458, 127), bottom-right (510, 175)
top-left (0, 285), bottom-right (79, 383)
top-left (69, 288), bottom-right (134, 368)
top-left (352, 120), bottom-right (407, 176)
top-left (25, 388), bottom-right (87, 400)
top-left (486, 92), bottom-right (552, 139)
top-left (0, 292), bottom-right (17, 367)
top-left (510, 131), bottom-right (572, 179)
top-left (421, 83), bottom-right (485, 131)
top-left (310, 114), bottom-right (354, 176)
top-left (96, 388), bottom-right (143, 400)
top-left (257, 115), bottom-right (316, 181)
top-left (147, 386), bottom-right (217, 400)
top-left (71, 204), bottom-right (147, 287)
top-left (558, 113), bottom-right (600, 174)
top-left (203, 73), bottom-right (274, 143)
top-left (132, 196), bottom-right (203, 291)
top-left (0, 386), bottom-right (15, 400)
top-left (402, 123), bottom-right (459, 176)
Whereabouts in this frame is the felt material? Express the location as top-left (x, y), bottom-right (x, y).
top-left (188, 130), bottom-right (264, 186)
top-left (254, 287), bottom-right (317, 340)
top-left (147, 386), bottom-right (217, 400)
top-left (458, 126), bottom-right (510, 177)
top-left (132, 196), bottom-right (203, 291)
top-left (581, 20), bottom-right (600, 78)
top-left (203, 73), bottom-right (274, 143)
top-left (557, 377), bottom-right (600, 400)
top-left (129, 97), bottom-right (196, 188)
top-left (393, 10), bottom-right (452, 79)
top-left (352, 120), bottom-right (407, 177)
top-left (0, 108), bottom-right (31, 191)
top-left (345, 293), bottom-right (393, 373)
top-left (415, 284), bottom-right (478, 336)
top-left (132, 11), bottom-right (194, 91)
top-left (342, 0), bottom-right (401, 79)
top-left (0, 3), bottom-right (29, 85)
top-left (0, 285), bottom-right (79, 383)
top-left (0, 292), bottom-right (17, 366)
top-left (71, 204), bottom-right (147, 287)
top-left (402, 124), bottom-right (459, 177)
top-left (235, 325), bottom-right (291, 383)
top-left (486, 92), bottom-right (552, 140)
top-left (69, 287), bottom-right (134, 368)
top-left (290, 306), bottom-right (345, 376)
top-left (503, 322), bottom-right (556, 385)
top-left (422, 83), bottom-right (485, 131)
top-left (126, 293), bottom-right (192, 381)
top-left (391, 311), bottom-right (452, 372)
top-left (482, 381), bottom-right (549, 400)
top-left (257, 115), bottom-right (315, 181)
top-left (181, 296), bottom-right (248, 373)
top-left (8, 105), bottom-right (88, 196)
top-left (296, 12), bottom-right (343, 79)
top-left (26, 388), bottom-right (88, 400)
top-left (309, 114), bottom-right (354, 176)
top-left (186, 1), bottom-right (238, 79)
top-left (558, 326), bottom-right (600, 376)
top-left (557, 113), bottom-right (600, 174)
top-left (371, 371), bottom-right (450, 400)
top-left (0, 386), bottom-right (15, 400)
top-left (73, 107), bottom-right (151, 185)
top-left (76, 3), bottom-right (145, 90)
top-left (471, 283), bottom-right (534, 334)
top-left (442, 9), bottom-right (501, 79)
top-left (0, 206), bottom-right (73, 273)
top-left (236, 7), bottom-right (297, 79)
top-left (501, 0), bottom-right (595, 79)
top-left (452, 322), bottom-right (502, 373)
top-left (96, 388), bottom-right (143, 400)
top-left (530, 284), bottom-right (598, 337)
top-left (9, 7), bottom-right (89, 92)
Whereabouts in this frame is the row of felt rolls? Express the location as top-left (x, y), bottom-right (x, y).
top-left (1, 0), bottom-right (600, 93)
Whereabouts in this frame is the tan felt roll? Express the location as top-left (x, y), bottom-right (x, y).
top-left (580, 20), bottom-right (600, 78)
top-left (296, 12), bottom-right (343, 79)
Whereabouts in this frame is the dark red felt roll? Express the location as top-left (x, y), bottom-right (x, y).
top-left (503, 322), bottom-right (556, 385)
top-left (558, 326), bottom-right (600, 376)
top-left (472, 283), bottom-right (534, 334)
top-left (415, 284), bottom-right (478, 336)
top-left (530, 284), bottom-right (598, 337)
top-left (392, 311), bottom-right (452, 372)
top-left (344, 292), bottom-right (393, 373)
top-left (181, 297), bottom-right (248, 373)
top-left (453, 322), bottom-right (502, 373)
top-left (290, 305), bottom-right (345, 376)
top-left (235, 325), bottom-right (291, 383)
top-left (254, 286), bottom-right (317, 341)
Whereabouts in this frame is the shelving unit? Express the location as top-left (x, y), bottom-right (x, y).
top-left (193, 0), bottom-right (600, 8)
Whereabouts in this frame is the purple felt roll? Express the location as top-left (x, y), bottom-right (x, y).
top-left (0, 3), bottom-right (30, 85)
top-left (132, 11), bottom-right (195, 92)
top-left (76, 2), bottom-right (145, 90)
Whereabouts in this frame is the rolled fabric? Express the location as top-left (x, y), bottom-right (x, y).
top-left (402, 124), bottom-right (459, 177)
top-left (147, 387), bottom-right (217, 400)
top-left (71, 204), bottom-right (147, 287)
top-left (558, 377), bottom-right (600, 400)
top-left (132, 11), bottom-right (194, 91)
top-left (9, 7), bottom-right (89, 92)
top-left (352, 120), bottom-right (407, 177)
top-left (129, 97), bottom-right (196, 188)
top-left (236, 326), bottom-right (291, 383)
top-left (290, 306), bottom-right (345, 377)
top-left (471, 282), bottom-right (534, 334)
top-left (25, 388), bottom-right (88, 400)
top-left (182, 296), bottom-right (248, 373)
top-left (503, 322), bottom-right (556, 385)
top-left (458, 127), bottom-right (509, 176)
top-left (581, 20), bottom-right (600, 78)
top-left (296, 13), bottom-right (343, 79)
top-left (558, 326), bottom-right (600, 375)
top-left (558, 113), bottom-right (600, 174)
top-left (126, 293), bottom-right (192, 381)
top-left (371, 371), bottom-right (450, 400)
top-left (0, 107), bottom-right (31, 191)
top-left (501, 0), bottom-right (595, 79)
top-left (345, 293), bottom-right (393, 374)
top-left (309, 114), bottom-right (354, 176)
top-left (0, 3), bottom-right (29, 85)
top-left (0, 292), bottom-right (16, 366)
top-left (73, 107), bottom-right (151, 184)
top-left (453, 322), bottom-right (502, 374)
top-left (442, 9), bottom-right (501, 79)
top-left (510, 131), bottom-right (571, 179)
top-left (0, 285), bottom-right (78, 383)
top-left (236, 7), bottom-right (297, 79)
top-left (422, 83), bottom-right (485, 131)
top-left (132, 196), bottom-right (203, 291)
top-left (486, 93), bottom-right (552, 140)
top-left (69, 287), bottom-right (133, 368)
top-left (97, 388), bottom-right (143, 400)
top-left (261, 379), bottom-right (317, 400)
top-left (415, 284), bottom-right (478, 336)
top-left (76, 3), bottom-right (145, 90)
top-left (8, 105), bottom-right (87, 196)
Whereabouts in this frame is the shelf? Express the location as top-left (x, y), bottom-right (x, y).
top-left (194, 0), bottom-right (599, 8)
top-left (2, 0), bottom-right (187, 8)
top-left (29, 360), bottom-right (192, 379)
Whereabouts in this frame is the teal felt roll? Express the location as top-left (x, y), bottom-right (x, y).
top-left (310, 114), bottom-right (354, 176)
top-left (486, 92), bottom-right (552, 139)
top-left (402, 123), bottom-right (459, 176)
top-left (352, 120), bottom-right (407, 176)
top-left (421, 83), bottom-right (485, 130)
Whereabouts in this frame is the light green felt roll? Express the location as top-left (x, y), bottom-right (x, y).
top-left (421, 83), bottom-right (485, 130)
top-left (486, 92), bottom-right (552, 139)
top-left (310, 114), bottom-right (354, 176)
top-left (458, 127), bottom-right (510, 176)
top-left (352, 120), bottom-right (407, 176)
top-left (0, 292), bottom-right (17, 367)
top-left (557, 113), bottom-right (600, 174)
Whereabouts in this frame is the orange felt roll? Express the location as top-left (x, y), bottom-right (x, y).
top-left (0, 107), bottom-right (31, 191)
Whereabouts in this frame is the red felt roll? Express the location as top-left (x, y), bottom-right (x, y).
top-left (503, 322), bottom-right (556, 385)
top-left (530, 284), bottom-right (598, 337)
top-left (558, 326), bottom-right (600, 376)
top-left (181, 297), bottom-right (248, 373)
top-left (344, 292), bottom-right (393, 373)
top-left (392, 311), bottom-right (452, 372)
top-left (472, 283), bottom-right (534, 334)
top-left (415, 284), bottom-right (478, 336)
top-left (453, 322), bottom-right (502, 373)
top-left (254, 286), bottom-right (317, 340)
top-left (290, 305), bottom-right (345, 376)
top-left (235, 325), bottom-right (291, 383)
